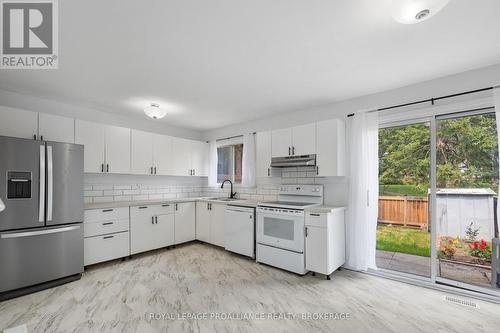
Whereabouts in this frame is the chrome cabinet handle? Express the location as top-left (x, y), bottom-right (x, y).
top-left (305, 227), bottom-right (308, 237)
top-left (288, 147), bottom-right (291, 155)
top-left (102, 222), bottom-right (114, 225)
top-left (267, 168), bottom-right (270, 176)
top-left (292, 146), bottom-right (295, 155)
top-left (151, 216), bottom-right (154, 224)
top-left (106, 164), bottom-right (109, 172)
top-left (154, 167), bottom-right (157, 174)
top-left (103, 235), bottom-right (114, 239)
top-left (310, 213), bottom-right (320, 216)
top-left (316, 166), bottom-right (319, 175)
top-left (102, 209), bottom-right (113, 212)
top-left (138, 206), bottom-right (148, 209)
top-left (155, 216), bottom-right (158, 224)
top-left (101, 163), bottom-right (104, 172)
top-left (151, 167), bottom-right (153, 174)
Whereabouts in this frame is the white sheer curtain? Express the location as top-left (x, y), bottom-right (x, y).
top-left (242, 133), bottom-right (256, 187)
top-left (208, 140), bottom-right (218, 187)
top-left (494, 87), bottom-right (500, 226)
top-left (345, 111), bottom-right (379, 271)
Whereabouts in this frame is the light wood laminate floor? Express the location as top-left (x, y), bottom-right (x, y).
top-left (1, 243), bottom-right (499, 332)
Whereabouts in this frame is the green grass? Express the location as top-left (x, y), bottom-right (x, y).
top-left (379, 184), bottom-right (427, 197)
top-left (376, 225), bottom-right (431, 257)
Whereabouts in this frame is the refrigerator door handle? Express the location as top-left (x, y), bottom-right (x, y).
top-left (1, 225), bottom-right (81, 239)
top-left (39, 145), bottom-right (45, 222)
top-left (47, 145), bottom-right (53, 221)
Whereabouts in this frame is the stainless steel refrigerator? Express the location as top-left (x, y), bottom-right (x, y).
top-left (0, 136), bottom-right (84, 299)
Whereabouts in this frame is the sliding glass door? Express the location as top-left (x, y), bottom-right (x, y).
top-left (434, 111), bottom-right (499, 294)
top-left (379, 108), bottom-right (500, 296)
top-left (377, 122), bottom-right (431, 277)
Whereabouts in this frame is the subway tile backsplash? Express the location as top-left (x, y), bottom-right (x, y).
top-left (83, 165), bottom-right (344, 205)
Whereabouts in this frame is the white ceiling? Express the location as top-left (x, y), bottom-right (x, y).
top-left (1, 0), bottom-right (500, 131)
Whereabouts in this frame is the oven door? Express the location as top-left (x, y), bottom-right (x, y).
top-left (256, 207), bottom-right (304, 253)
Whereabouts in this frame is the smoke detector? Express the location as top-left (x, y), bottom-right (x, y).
top-left (392, 0), bottom-right (449, 24)
top-left (143, 103), bottom-right (167, 119)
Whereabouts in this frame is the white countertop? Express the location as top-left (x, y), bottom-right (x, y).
top-left (85, 197), bottom-right (259, 210)
top-left (304, 205), bottom-right (347, 213)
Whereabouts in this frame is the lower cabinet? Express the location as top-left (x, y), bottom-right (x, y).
top-left (130, 204), bottom-right (174, 255)
top-left (174, 202), bottom-right (196, 244)
top-left (305, 209), bottom-right (346, 277)
top-left (195, 201), bottom-right (225, 247)
top-left (83, 207), bottom-right (130, 266)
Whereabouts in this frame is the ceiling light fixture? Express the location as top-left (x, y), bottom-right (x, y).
top-left (391, 0), bottom-right (450, 24)
top-left (143, 103), bottom-right (167, 119)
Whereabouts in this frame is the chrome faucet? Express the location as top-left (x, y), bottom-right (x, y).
top-left (221, 179), bottom-right (237, 199)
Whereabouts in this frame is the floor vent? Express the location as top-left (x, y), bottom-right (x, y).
top-left (444, 296), bottom-right (480, 309)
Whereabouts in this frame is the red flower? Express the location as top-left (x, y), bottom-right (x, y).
top-left (473, 241), bottom-right (479, 249)
top-left (480, 239), bottom-right (487, 250)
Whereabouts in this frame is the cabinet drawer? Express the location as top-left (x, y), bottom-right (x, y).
top-left (84, 231), bottom-right (129, 266)
top-left (305, 213), bottom-right (327, 227)
top-left (84, 218), bottom-right (129, 238)
top-left (84, 207), bottom-right (129, 224)
top-left (154, 203), bottom-right (174, 215)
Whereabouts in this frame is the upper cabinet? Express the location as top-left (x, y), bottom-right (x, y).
top-left (104, 125), bottom-right (131, 174)
top-left (153, 134), bottom-right (173, 175)
top-left (191, 140), bottom-right (208, 177)
top-left (0, 107), bottom-right (74, 143)
top-left (0, 107), bottom-right (38, 140)
top-left (131, 129), bottom-right (153, 175)
top-left (75, 120), bottom-right (130, 174)
top-left (171, 137), bottom-right (208, 177)
top-left (38, 113), bottom-right (75, 143)
top-left (75, 120), bottom-right (105, 173)
top-left (256, 131), bottom-right (272, 178)
top-left (131, 130), bottom-right (174, 175)
top-left (271, 123), bottom-right (316, 157)
top-left (316, 119), bottom-right (346, 177)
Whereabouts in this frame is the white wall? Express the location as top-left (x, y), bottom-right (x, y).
top-left (0, 89), bottom-right (202, 140)
top-left (202, 63), bottom-right (500, 140)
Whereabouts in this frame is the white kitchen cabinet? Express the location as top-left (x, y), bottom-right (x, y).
top-left (191, 140), bottom-right (208, 176)
top-left (105, 125), bottom-right (130, 174)
top-left (38, 113), bottom-right (75, 143)
top-left (171, 137), bottom-right (192, 176)
top-left (155, 213), bottom-right (175, 248)
top-left (195, 201), bottom-right (225, 246)
top-left (210, 203), bottom-right (226, 247)
top-left (0, 106), bottom-right (38, 140)
top-left (305, 209), bottom-right (345, 278)
top-left (271, 127), bottom-right (292, 157)
top-left (316, 119), bottom-right (346, 176)
top-left (174, 202), bottom-right (196, 244)
top-left (130, 204), bottom-right (175, 254)
top-left (75, 120), bottom-right (106, 173)
top-left (196, 201), bottom-right (211, 242)
top-left (271, 123), bottom-right (316, 157)
top-left (83, 206), bottom-right (130, 266)
top-left (131, 129), bottom-right (153, 175)
top-left (292, 123), bottom-right (316, 156)
top-left (153, 134), bottom-right (173, 175)
top-left (256, 131), bottom-right (272, 178)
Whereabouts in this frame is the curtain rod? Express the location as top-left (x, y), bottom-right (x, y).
top-left (347, 86), bottom-right (494, 118)
top-left (215, 132), bottom-right (256, 142)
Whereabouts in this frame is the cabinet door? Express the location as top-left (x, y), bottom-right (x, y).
top-left (292, 123), bottom-right (316, 156)
top-left (131, 129), bottom-right (153, 175)
top-left (105, 125), bottom-right (131, 174)
top-left (191, 141), bottom-right (208, 176)
top-left (256, 131), bottom-right (272, 178)
top-left (174, 202), bottom-right (196, 244)
top-left (305, 225), bottom-right (327, 274)
top-left (130, 206), bottom-right (155, 254)
top-left (195, 202), bottom-right (211, 242)
top-left (38, 113), bottom-right (75, 143)
top-left (210, 203), bottom-right (226, 247)
top-left (171, 137), bottom-right (192, 176)
top-left (271, 128), bottom-right (292, 157)
top-left (75, 120), bottom-right (105, 173)
top-left (153, 134), bottom-right (173, 175)
top-left (0, 106), bottom-right (38, 139)
top-left (316, 119), bottom-right (346, 176)
top-left (155, 214), bottom-right (175, 248)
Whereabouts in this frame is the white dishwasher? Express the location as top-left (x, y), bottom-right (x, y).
top-left (225, 205), bottom-right (255, 258)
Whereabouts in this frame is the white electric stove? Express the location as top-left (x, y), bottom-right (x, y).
top-left (256, 184), bottom-right (323, 274)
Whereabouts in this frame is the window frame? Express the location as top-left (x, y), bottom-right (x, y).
top-left (216, 138), bottom-right (243, 185)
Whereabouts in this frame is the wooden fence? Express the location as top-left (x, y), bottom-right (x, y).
top-left (378, 196), bottom-right (429, 229)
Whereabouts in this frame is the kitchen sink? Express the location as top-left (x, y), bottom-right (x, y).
top-left (215, 197), bottom-right (241, 201)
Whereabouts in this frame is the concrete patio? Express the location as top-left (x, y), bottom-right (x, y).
top-left (376, 250), bottom-right (431, 277)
